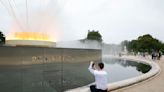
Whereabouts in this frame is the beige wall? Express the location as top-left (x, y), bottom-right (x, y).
top-left (0, 46), bottom-right (102, 65)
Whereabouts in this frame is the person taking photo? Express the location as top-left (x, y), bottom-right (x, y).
top-left (88, 61), bottom-right (108, 92)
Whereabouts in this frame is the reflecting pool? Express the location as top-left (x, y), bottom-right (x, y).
top-left (0, 57), bottom-right (151, 92)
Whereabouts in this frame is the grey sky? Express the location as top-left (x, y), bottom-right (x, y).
top-left (0, 0), bottom-right (164, 44)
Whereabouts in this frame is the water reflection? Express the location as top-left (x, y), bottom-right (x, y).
top-left (103, 58), bottom-right (151, 83)
top-left (0, 58), bottom-right (151, 92)
top-left (103, 58), bottom-right (151, 73)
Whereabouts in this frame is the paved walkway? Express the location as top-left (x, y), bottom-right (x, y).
top-left (112, 56), bottom-right (164, 92)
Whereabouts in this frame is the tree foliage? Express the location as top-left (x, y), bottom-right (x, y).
top-left (121, 34), bottom-right (164, 54)
top-left (0, 31), bottom-right (5, 45)
top-left (86, 30), bottom-right (102, 42)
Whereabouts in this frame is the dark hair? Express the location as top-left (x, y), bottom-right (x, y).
top-left (98, 62), bottom-right (104, 69)
top-left (92, 63), bottom-right (95, 68)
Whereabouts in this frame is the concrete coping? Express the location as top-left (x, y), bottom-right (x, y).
top-left (65, 56), bottom-right (160, 92)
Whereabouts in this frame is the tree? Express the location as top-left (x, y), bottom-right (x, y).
top-left (161, 43), bottom-right (164, 54)
top-left (121, 34), bottom-right (163, 54)
top-left (136, 34), bottom-right (162, 53)
top-left (86, 30), bottom-right (102, 42)
top-left (0, 31), bottom-right (5, 45)
top-left (129, 40), bottom-right (138, 52)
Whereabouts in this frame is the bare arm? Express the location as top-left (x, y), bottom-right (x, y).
top-left (88, 61), bottom-right (95, 74)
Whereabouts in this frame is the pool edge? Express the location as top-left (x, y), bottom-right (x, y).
top-left (65, 56), bottom-right (160, 92)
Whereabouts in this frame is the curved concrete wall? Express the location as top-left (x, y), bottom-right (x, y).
top-left (0, 46), bottom-right (102, 65)
top-left (66, 56), bottom-right (160, 92)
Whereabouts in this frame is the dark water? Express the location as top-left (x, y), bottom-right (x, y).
top-left (0, 58), bottom-right (151, 92)
top-left (103, 58), bottom-right (151, 83)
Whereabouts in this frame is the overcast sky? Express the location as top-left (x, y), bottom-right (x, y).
top-left (0, 0), bottom-right (164, 44)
